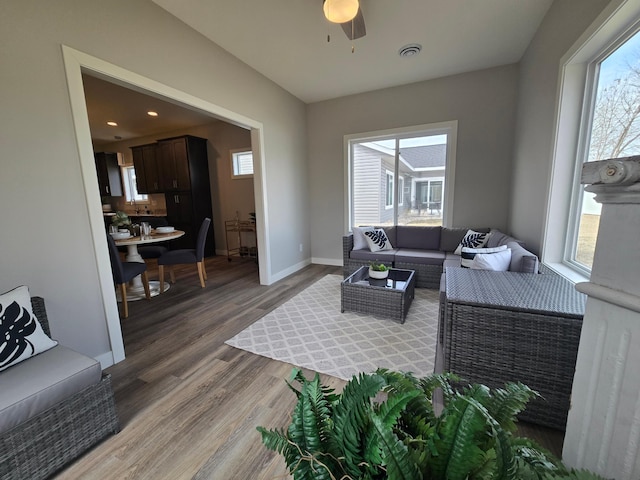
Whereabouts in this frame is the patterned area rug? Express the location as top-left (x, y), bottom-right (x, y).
top-left (225, 274), bottom-right (440, 380)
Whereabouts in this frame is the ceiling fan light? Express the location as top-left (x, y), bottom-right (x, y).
top-left (323, 0), bottom-right (359, 24)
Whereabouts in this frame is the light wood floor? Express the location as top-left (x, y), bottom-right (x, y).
top-left (55, 256), bottom-right (563, 479)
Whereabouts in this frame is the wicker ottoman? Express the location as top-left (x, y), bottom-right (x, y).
top-left (440, 268), bottom-right (586, 430)
top-left (341, 267), bottom-right (415, 323)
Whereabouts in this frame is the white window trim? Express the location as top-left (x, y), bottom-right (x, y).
top-left (344, 121), bottom-right (458, 232)
top-left (230, 148), bottom-right (254, 179)
top-left (544, 0), bottom-right (639, 283)
top-left (398, 176), bottom-right (404, 206)
top-left (385, 170), bottom-right (394, 209)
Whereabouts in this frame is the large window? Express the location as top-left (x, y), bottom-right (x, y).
top-left (348, 122), bottom-right (457, 229)
top-left (566, 27), bottom-right (640, 273)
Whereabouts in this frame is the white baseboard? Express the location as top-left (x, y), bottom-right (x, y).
top-left (268, 258), bottom-right (312, 284)
top-left (312, 257), bottom-right (343, 267)
top-left (95, 351), bottom-right (115, 370)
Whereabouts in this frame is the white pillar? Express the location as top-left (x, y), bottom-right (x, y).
top-left (563, 157), bottom-right (640, 479)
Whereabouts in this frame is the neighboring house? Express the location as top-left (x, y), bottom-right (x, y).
top-left (352, 143), bottom-right (445, 225)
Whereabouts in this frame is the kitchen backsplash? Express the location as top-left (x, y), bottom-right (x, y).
top-left (105, 193), bottom-right (167, 216)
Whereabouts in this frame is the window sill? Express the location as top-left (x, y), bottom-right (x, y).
top-left (544, 262), bottom-right (590, 285)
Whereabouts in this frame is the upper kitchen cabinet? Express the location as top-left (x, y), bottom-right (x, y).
top-left (157, 135), bottom-right (214, 255)
top-left (131, 143), bottom-right (161, 194)
top-left (94, 152), bottom-right (123, 197)
top-left (158, 136), bottom-right (199, 192)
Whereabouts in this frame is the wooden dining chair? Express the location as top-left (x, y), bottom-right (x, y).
top-left (158, 218), bottom-right (211, 291)
top-left (106, 234), bottom-right (150, 318)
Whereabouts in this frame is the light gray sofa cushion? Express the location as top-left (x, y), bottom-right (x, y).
top-left (349, 248), bottom-right (398, 262)
top-left (507, 241), bottom-right (539, 273)
top-left (395, 249), bottom-right (446, 265)
top-left (382, 226), bottom-right (397, 247)
top-left (396, 226), bottom-right (441, 250)
top-left (0, 345), bottom-right (102, 435)
top-left (486, 229), bottom-right (525, 248)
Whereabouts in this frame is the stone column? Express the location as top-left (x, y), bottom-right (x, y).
top-left (563, 156), bottom-right (640, 479)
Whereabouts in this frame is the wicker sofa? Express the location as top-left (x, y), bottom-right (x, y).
top-left (343, 226), bottom-right (539, 288)
top-left (0, 297), bottom-right (120, 480)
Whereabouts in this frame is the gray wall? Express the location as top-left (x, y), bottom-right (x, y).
top-left (0, 0), bottom-right (308, 361)
top-left (308, 65), bottom-right (519, 263)
top-left (509, 0), bottom-right (612, 254)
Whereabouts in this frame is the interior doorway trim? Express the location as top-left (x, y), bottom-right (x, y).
top-left (61, 45), bottom-right (270, 366)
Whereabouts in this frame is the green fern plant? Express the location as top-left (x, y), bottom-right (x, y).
top-left (257, 368), bottom-right (608, 480)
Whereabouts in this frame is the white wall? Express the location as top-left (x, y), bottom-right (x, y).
top-left (0, 0), bottom-right (307, 362)
top-left (307, 65), bottom-right (519, 263)
top-left (509, 0), bottom-right (611, 254)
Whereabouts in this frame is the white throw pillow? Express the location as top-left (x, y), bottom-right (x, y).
top-left (460, 245), bottom-right (508, 268)
top-left (471, 248), bottom-right (512, 271)
top-left (0, 286), bottom-right (58, 372)
top-left (352, 226), bottom-right (374, 250)
top-left (454, 229), bottom-right (490, 255)
top-left (364, 228), bottom-right (393, 252)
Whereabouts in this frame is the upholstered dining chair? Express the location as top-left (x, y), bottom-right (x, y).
top-left (158, 217), bottom-right (211, 291)
top-left (137, 216), bottom-right (169, 260)
top-left (106, 234), bottom-right (150, 318)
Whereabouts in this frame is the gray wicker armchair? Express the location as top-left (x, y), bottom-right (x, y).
top-left (0, 297), bottom-right (120, 480)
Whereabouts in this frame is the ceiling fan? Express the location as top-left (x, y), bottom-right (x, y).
top-left (323, 0), bottom-right (366, 40)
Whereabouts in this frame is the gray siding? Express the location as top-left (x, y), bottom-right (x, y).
top-left (352, 145), bottom-right (382, 225)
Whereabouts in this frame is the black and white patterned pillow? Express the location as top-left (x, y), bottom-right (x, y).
top-left (454, 229), bottom-right (490, 255)
top-left (364, 228), bottom-right (393, 252)
top-left (0, 286), bottom-right (57, 372)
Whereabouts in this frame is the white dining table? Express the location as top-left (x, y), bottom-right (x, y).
top-left (114, 229), bottom-right (185, 299)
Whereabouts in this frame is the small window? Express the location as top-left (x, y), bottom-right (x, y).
top-left (231, 149), bottom-right (254, 178)
top-left (385, 170), bottom-right (394, 208)
top-left (398, 176), bottom-right (404, 206)
top-left (122, 166), bottom-right (147, 202)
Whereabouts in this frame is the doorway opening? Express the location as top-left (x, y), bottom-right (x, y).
top-left (62, 46), bottom-right (270, 366)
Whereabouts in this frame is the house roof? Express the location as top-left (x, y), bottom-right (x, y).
top-left (400, 145), bottom-right (446, 169)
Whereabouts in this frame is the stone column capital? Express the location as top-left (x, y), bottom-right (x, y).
top-left (582, 156), bottom-right (640, 204)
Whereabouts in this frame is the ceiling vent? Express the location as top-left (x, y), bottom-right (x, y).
top-left (398, 43), bottom-right (422, 58)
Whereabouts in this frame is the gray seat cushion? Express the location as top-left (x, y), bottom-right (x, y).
top-left (349, 248), bottom-right (398, 262)
top-left (395, 249), bottom-right (445, 265)
top-left (0, 345), bottom-right (102, 434)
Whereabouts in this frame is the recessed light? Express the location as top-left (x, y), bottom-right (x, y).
top-left (147, 111), bottom-right (158, 117)
top-left (106, 121), bottom-right (118, 126)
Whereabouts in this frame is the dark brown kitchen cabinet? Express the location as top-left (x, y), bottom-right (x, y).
top-left (157, 135), bottom-right (214, 256)
top-left (131, 143), bottom-right (161, 194)
top-left (94, 152), bottom-right (123, 197)
top-left (158, 137), bottom-right (192, 191)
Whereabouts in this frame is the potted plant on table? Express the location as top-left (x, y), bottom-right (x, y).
top-left (258, 368), bottom-right (606, 480)
top-left (369, 261), bottom-right (389, 280)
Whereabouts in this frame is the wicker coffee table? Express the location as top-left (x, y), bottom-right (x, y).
top-left (341, 267), bottom-right (416, 323)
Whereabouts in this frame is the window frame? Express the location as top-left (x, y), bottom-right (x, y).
top-left (121, 165), bottom-right (148, 203)
top-left (544, 0), bottom-right (640, 282)
top-left (385, 170), bottom-right (394, 209)
top-left (345, 121), bottom-right (458, 232)
top-left (398, 176), bottom-right (405, 206)
top-left (231, 148), bottom-right (254, 179)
